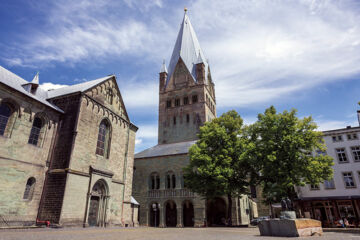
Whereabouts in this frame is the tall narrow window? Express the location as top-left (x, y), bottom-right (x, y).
top-left (28, 117), bottom-right (43, 146)
top-left (150, 173), bottom-right (160, 190)
top-left (175, 99), bottom-right (180, 106)
top-left (192, 95), bottom-right (198, 103)
top-left (336, 148), bottom-right (348, 163)
top-left (166, 100), bottom-right (172, 108)
top-left (173, 116), bottom-right (176, 125)
top-left (166, 175), bottom-right (171, 189)
top-left (183, 97), bottom-right (188, 105)
top-left (0, 103), bottom-right (11, 136)
top-left (172, 174), bottom-right (176, 189)
top-left (107, 89), bottom-right (113, 104)
top-left (96, 120), bottom-right (111, 158)
top-left (351, 146), bottom-right (360, 161)
top-left (23, 177), bottom-right (36, 200)
top-left (186, 114), bottom-right (190, 123)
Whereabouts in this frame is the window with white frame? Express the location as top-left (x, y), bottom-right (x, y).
top-left (351, 146), bottom-right (360, 161)
top-left (332, 135), bottom-right (343, 142)
top-left (336, 148), bottom-right (348, 163)
top-left (310, 184), bottom-right (320, 190)
top-left (347, 133), bottom-right (358, 140)
top-left (324, 179), bottom-right (335, 189)
top-left (343, 172), bottom-right (356, 188)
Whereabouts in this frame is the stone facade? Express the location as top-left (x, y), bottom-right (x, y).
top-left (134, 12), bottom-right (256, 228)
top-left (0, 69), bottom-right (138, 228)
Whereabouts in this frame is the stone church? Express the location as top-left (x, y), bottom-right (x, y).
top-left (0, 66), bottom-right (139, 227)
top-left (133, 11), bottom-right (258, 227)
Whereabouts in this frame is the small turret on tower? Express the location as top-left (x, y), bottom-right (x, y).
top-left (195, 51), bottom-right (205, 84)
top-left (159, 60), bottom-right (168, 92)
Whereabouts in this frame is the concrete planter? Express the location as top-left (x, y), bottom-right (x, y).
top-left (258, 218), bottom-right (322, 237)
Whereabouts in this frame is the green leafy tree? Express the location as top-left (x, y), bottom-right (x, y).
top-left (247, 106), bottom-right (334, 207)
top-left (183, 110), bottom-right (251, 226)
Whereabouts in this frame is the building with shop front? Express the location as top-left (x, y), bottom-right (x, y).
top-left (296, 114), bottom-right (360, 227)
top-left (0, 66), bottom-right (139, 227)
top-left (133, 10), bottom-right (257, 228)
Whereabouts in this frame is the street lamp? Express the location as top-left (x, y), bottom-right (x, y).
top-left (152, 203), bottom-right (160, 227)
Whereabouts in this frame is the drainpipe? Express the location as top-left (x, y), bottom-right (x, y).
top-left (121, 124), bottom-right (131, 225)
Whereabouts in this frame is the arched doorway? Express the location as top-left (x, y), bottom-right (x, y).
top-left (88, 180), bottom-right (108, 227)
top-left (206, 197), bottom-right (227, 226)
top-left (165, 200), bottom-right (177, 227)
top-left (183, 200), bottom-right (194, 227)
top-left (149, 203), bottom-right (160, 227)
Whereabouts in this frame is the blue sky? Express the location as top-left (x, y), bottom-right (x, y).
top-left (1, 0), bottom-right (360, 153)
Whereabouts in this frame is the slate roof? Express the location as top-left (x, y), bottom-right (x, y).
top-left (166, 12), bottom-right (209, 85)
top-left (135, 140), bottom-right (197, 159)
top-left (0, 66), bottom-right (63, 112)
top-left (0, 66), bottom-right (116, 114)
top-left (47, 75), bottom-right (113, 99)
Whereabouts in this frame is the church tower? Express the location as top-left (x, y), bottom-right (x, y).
top-left (158, 10), bottom-right (216, 144)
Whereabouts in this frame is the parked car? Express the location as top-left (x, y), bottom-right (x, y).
top-left (250, 216), bottom-right (270, 226)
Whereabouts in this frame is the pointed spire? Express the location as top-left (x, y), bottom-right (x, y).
top-left (31, 72), bottom-right (39, 85)
top-left (166, 10), bottom-right (209, 84)
top-left (160, 60), bottom-right (168, 73)
top-left (195, 50), bottom-right (205, 64)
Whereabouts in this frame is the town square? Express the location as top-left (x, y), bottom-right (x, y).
top-left (1, 0), bottom-right (360, 239)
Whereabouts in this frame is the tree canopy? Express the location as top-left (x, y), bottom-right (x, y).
top-left (247, 106), bottom-right (334, 203)
top-left (183, 110), bottom-right (251, 225)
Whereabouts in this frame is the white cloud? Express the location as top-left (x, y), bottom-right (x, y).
top-left (189, 0), bottom-right (360, 107)
top-left (4, 0), bottom-right (360, 109)
top-left (40, 82), bottom-right (68, 91)
top-left (136, 123), bottom-right (158, 139)
top-left (316, 120), bottom-right (359, 131)
top-left (135, 138), bottom-right (143, 145)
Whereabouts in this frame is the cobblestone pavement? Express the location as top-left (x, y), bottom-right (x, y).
top-left (0, 227), bottom-right (359, 240)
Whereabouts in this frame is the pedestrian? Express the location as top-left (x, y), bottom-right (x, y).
top-left (339, 219), bottom-right (344, 228)
top-left (344, 218), bottom-right (349, 228)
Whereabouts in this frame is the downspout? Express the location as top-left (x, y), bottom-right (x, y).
top-left (121, 124), bottom-right (131, 225)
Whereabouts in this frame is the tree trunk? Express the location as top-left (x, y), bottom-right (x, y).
top-left (227, 193), bottom-right (232, 226)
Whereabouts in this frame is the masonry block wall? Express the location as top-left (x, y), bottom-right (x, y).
top-left (0, 86), bottom-right (60, 225)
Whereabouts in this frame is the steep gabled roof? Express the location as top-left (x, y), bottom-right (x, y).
top-left (166, 12), bottom-right (209, 85)
top-left (47, 76), bottom-right (113, 99)
top-left (0, 66), bottom-right (63, 113)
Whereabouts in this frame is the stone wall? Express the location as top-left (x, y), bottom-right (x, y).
top-left (0, 85), bottom-right (60, 226)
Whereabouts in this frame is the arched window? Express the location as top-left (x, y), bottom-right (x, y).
top-left (0, 103), bottom-right (11, 136)
top-left (166, 172), bottom-right (176, 189)
top-left (96, 119), bottom-right (111, 158)
top-left (28, 117), bottom-right (43, 145)
top-left (149, 173), bottom-right (160, 190)
top-left (23, 177), bottom-right (36, 200)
